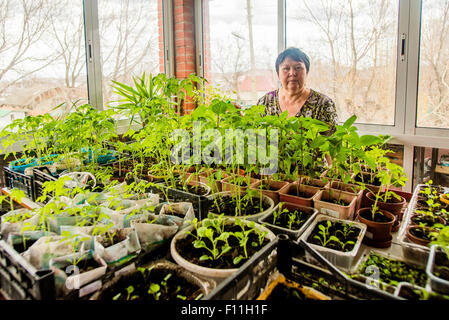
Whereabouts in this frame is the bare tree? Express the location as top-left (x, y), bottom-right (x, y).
top-left (246, 0), bottom-right (257, 102)
top-left (47, 1), bottom-right (85, 89)
top-left (211, 34), bottom-right (248, 101)
top-left (99, 0), bottom-right (160, 103)
top-left (419, 1), bottom-right (449, 127)
top-left (0, 0), bottom-right (56, 95)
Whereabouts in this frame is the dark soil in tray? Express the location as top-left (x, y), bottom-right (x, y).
top-left (171, 182), bottom-right (209, 196)
top-left (175, 224), bottom-right (270, 269)
top-left (411, 214), bottom-right (442, 227)
top-left (12, 238), bottom-right (39, 253)
top-left (358, 253), bottom-right (427, 288)
top-left (398, 285), bottom-right (449, 300)
top-left (269, 208), bottom-right (312, 230)
top-left (306, 220), bottom-right (360, 252)
top-left (266, 283), bottom-right (315, 301)
top-left (100, 267), bottom-right (203, 300)
top-left (64, 256), bottom-right (101, 274)
top-left (434, 253), bottom-right (449, 281)
top-left (360, 209), bottom-right (393, 223)
top-left (353, 173), bottom-right (381, 186)
top-left (98, 231), bottom-right (128, 248)
top-left (286, 187), bottom-right (314, 198)
top-left (209, 195), bottom-right (270, 217)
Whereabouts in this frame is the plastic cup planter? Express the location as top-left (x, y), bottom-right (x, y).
top-left (426, 245), bottom-right (449, 294)
top-left (258, 202), bottom-right (318, 240)
top-left (206, 191), bottom-right (275, 222)
top-left (298, 214), bottom-right (367, 272)
top-left (170, 217), bottom-right (276, 283)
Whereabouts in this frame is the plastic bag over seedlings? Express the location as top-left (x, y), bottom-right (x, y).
top-left (93, 227), bottom-right (141, 264)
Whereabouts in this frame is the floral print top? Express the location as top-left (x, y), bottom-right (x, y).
top-left (257, 88), bottom-right (338, 135)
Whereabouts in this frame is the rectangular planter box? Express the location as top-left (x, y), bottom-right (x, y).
top-left (426, 245), bottom-right (449, 294)
top-left (299, 214), bottom-right (367, 272)
top-left (300, 176), bottom-right (330, 189)
top-left (278, 182), bottom-right (320, 208)
top-left (250, 179), bottom-right (289, 204)
top-left (220, 176), bottom-right (259, 193)
top-left (313, 189), bottom-right (357, 220)
top-left (258, 202), bottom-right (318, 240)
top-left (328, 181), bottom-right (364, 213)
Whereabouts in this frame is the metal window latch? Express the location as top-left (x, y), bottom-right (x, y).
top-left (400, 33), bottom-right (406, 61)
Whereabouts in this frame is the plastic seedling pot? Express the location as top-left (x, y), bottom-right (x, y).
top-left (299, 214), bottom-right (366, 272)
top-left (426, 245), bottom-right (449, 294)
top-left (258, 202), bottom-right (318, 240)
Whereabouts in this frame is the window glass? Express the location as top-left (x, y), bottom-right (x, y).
top-left (0, 0), bottom-right (88, 128)
top-left (286, 0), bottom-right (399, 124)
top-left (98, 0), bottom-right (162, 108)
top-left (204, 0), bottom-right (278, 106)
top-left (416, 0), bottom-right (449, 129)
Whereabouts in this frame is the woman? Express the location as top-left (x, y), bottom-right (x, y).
top-left (257, 47), bottom-right (338, 136)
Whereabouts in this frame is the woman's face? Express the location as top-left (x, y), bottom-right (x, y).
top-left (278, 57), bottom-right (307, 91)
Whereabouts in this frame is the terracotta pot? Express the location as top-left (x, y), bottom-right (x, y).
top-left (250, 179), bottom-right (289, 204)
top-left (406, 225), bottom-right (437, 247)
top-left (410, 214), bottom-right (446, 228)
top-left (312, 189), bottom-right (357, 220)
top-left (366, 191), bottom-right (406, 220)
top-left (278, 181), bottom-right (320, 208)
top-left (357, 207), bottom-right (396, 243)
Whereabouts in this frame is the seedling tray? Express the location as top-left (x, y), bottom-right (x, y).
top-left (349, 249), bottom-right (428, 293)
top-left (397, 184), bottom-right (440, 267)
top-left (3, 167), bottom-right (34, 200)
top-left (204, 235), bottom-right (399, 300)
top-left (0, 240), bottom-right (54, 300)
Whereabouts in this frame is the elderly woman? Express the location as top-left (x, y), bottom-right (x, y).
top-left (257, 47), bottom-right (338, 136)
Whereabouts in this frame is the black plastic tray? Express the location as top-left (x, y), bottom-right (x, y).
top-left (3, 167), bottom-right (34, 200)
top-left (204, 235), bottom-right (401, 300)
top-left (148, 183), bottom-right (211, 220)
top-left (0, 240), bottom-right (54, 300)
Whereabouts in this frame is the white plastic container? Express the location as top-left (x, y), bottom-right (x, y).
top-left (426, 245), bottom-right (449, 294)
top-left (299, 214), bottom-right (366, 272)
top-left (258, 202), bottom-right (318, 240)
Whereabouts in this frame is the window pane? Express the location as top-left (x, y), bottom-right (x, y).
top-left (286, 0), bottom-right (399, 125)
top-left (204, 0), bottom-right (278, 106)
top-left (0, 0), bottom-right (88, 128)
top-left (413, 146), bottom-right (449, 188)
top-left (98, 0), bottom-right (162, 108)
top-left (416, 1), bottom-right (449, 129)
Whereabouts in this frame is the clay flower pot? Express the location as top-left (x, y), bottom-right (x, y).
top-left (357, 207), bottom-right (396, 243)
top-left (406, 225), bottom-right (439, 247)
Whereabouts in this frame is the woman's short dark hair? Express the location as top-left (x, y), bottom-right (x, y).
top-left (275, 47), bottom-right (310, 74)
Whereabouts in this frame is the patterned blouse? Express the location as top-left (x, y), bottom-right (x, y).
top-left (257, 88), bottom-right (338, 136)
